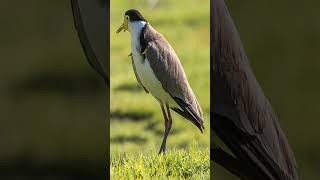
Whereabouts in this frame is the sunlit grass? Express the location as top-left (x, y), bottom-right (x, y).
top-left (111, 143), bottom-right (210, 179)
top-left (110, 0), bottom-right (210, 179)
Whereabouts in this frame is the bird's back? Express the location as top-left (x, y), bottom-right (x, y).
top-left (143, 24), bottom-right (204, 131)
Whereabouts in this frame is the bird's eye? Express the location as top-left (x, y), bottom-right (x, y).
top-left (126, 16), bottom-right (129, 20)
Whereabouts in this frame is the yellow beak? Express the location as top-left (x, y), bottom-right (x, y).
top-left (116, 15), bottom-right (129, 33)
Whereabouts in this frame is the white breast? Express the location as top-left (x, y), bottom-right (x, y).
top-left (129, 22), bottom-right (177, 107)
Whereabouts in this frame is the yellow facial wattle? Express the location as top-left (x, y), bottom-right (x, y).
top-left (116, 15), bottom-right (129, 33)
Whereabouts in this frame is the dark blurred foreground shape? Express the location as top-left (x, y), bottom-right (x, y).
top-left (71, 0), bottom-right (110, 87)
top-left (70, 0), bottom-right (109, 177)
top-left (211, 0), bottom-right (298, 179)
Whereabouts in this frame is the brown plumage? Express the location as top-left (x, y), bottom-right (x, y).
top-left (142, 24), bottom-right (204, 132)
top-left (212, 0), bottom-right (298, 180)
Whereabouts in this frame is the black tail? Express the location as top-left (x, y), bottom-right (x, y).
top-left (171, 97), bottom-right (204, 132)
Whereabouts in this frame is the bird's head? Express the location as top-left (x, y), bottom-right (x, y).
top-left (116, 9), bottom-right (147, 33)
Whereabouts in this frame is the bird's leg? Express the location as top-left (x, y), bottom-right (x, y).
top-left (159, 104), bottom-right (172, 154)
top-left (159, 104), bottom-right (168, 154)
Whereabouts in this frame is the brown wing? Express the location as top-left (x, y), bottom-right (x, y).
top-left (212, 0), bottom-right (298, 179)
top-left (142, 24), bottom-right (204, 132)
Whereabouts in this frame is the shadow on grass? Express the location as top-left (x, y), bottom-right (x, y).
top-left (114, 83), bottom-right (143, 92)
top-left (177, 141), bottom-right (190, 149)
top-left (154, 128), bottom-right (183, 136)
top-left (10, 71), bottom-right (104, 96)
top-left (144, 120), bottom-right (183, 136)
top-left (111, 135), bottom-right (147, 144)
top-left (111, 110), bottom-right (153, 121)
top-left (144, 121), bottom-right (159, 131)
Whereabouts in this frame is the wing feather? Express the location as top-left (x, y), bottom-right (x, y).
top-left (212, 0), bottom-right (298, 179)
top-left (142, 24), bottom-right (204, 131)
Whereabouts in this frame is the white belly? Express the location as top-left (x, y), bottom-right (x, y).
top-left (132, 51), bottom-right (177, 107)
top-left (128, 21), bottom-right (178, 107)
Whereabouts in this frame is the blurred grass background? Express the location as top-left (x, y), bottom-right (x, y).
top-left (214, 0), bottom-right (320, 179)
top-left (0, 1), bottom-right (107, 179)
top-left (110, 0), bottom-right (210, 161)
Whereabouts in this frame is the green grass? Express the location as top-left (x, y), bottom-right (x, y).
top-left (110, 0), bottom-right (210, 179)
top-left (111, 143), bottom-right (210, 179)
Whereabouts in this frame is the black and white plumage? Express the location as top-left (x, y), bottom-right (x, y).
top-left (117, 9), bottom-right (204, 153)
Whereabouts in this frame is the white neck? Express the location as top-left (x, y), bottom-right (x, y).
top-left (128, 21), bottom-right (147, 53)
top-left (128, 21), bottom-right (146, 38)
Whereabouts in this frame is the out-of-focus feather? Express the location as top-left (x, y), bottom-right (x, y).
top-left (212, 0), bottom-right (298, 179)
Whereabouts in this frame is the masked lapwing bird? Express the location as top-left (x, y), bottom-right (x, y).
top-left (117, 9), bottom-right (204, 154)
